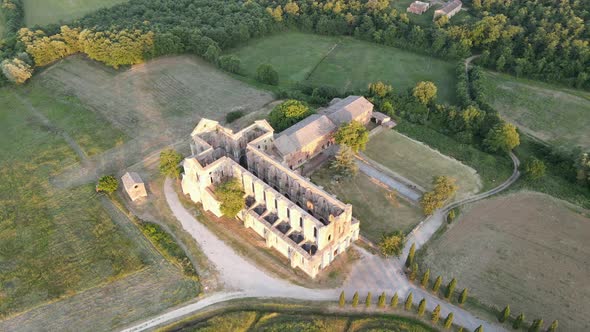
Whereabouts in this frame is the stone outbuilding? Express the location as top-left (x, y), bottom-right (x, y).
top-left (122, 172), bottom-right (148, 201)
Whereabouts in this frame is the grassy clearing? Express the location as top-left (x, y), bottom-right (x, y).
top-left (229, 32), bottom-right (458, 104)
top-left (395, 122), bottom-right (514, 191)
top-left (0, 88), bottom-right (144, 317)
top-left (366, 129), bottom-right (482, 200)
top-left (419, 191), bottom-right (590, 331)
top-left (24, 0), bottom-right (128, 26)
top-left (481, 70), bottom-right (590, 150)
top-left (311, 167), bottom-right (423, 242)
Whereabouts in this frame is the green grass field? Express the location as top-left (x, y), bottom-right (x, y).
top-left (24, 0), bottom-right (128, 26)
top-left (0, 87), bottom-right (143, 317)
top-left (365, 129), bottom-right (482, 200)
top-left (312, 167), bottom-right (423, 241)
top-left (481, 71), bottom-right (590, 150)
top-left (229, 32), bottom-right (458, 104)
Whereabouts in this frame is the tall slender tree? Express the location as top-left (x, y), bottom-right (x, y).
top-left (405, 243), bottom-right (416, 268)
top-left (433, 276), bottom-right (443, 293)
top-left (417, 298), bottom-right (427, 316)
top-left (499, 305), bottom-right (510, 323)
top-left (421, 268), bottom-right (430, 287)
top-left (378, 292), bottom-right (386, 308)
top-left (431, 304), bottom-right (441, 324)
top-left (352, 291), bottom-right (359, 307)
top-left (405, 292), bottom-right (413, 311)
top-left (390, 292), bottom-right (399, 308)
top-left (444, 312), bottom-right (454, 329)
top-left (339, 291), bottom-right (345, 307)
top-left (365, 292), bottom-right (372, 308)
top-left (445, 278), bottom-right (457, 299)
top-left (458, 288), bottom-right (468, 305)
top-left (513, 313), bottom-right (524, 329)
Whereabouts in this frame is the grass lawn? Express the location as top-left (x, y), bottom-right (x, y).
top-left (24, 0), bottom-right (128, 26)
top-left (481, 70), bottom-right (590, 150)
top-left (311, 167), bottom-right (423, 242)
top-left (0, 8), bottom-right (5, 37)
top-left (419, 191), bottom-right (590, 331)
top-left (395, 122), bottom-right (514, 191)
top-left (0, 87), bottom-right (145, 317)
top-left (365, 129), bottom-right (482, 200)
top-left (229, 32), bottom-right (458, 104)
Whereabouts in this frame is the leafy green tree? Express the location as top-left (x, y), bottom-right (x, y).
top-left (214, 178), bottom-right (245, 218)
top-left (499, 305), bottom-right (510, 323)
top-left (417, 298), bottom-right (426, 316)
top-left (458, 288), bottom-right (468, 305)
top-left (420, 176), bottom-right (458, 215)
top-left (404, 292), bottom-right (413, 311)
top-left (390, 292), bottom-right (398, 308)
top-left (421, 268), bottom-right (430, 287)
top-left (474, 325), bottom-right (483, 332)
top-left (445, 278), bottom-right (457, 299)
top-left (334, 121), bottom-right (369, 152)
top-left (405, 243), bottom-right (416, 268)
top-left (365, 292), bottom-right (372, 307)
top-left (430, 304), bottom-right (441, 324)
top-left (529, 319), bottom-right (543, 332)
top-left (484, 123), bottom-right (520, 152)
top-left (352, 291), bottom-right (359, 307)
top-left (96, 175), bottom-right (118, 193)
top-left (524, 158), bottom-right (546, 180)
top-left (378, 230), bottom-right (405, 257)
top-left (339, 291), bottom-right (345, 307)
top-left (548, 320), bottom-right (558, 332)
top-left (381, 101), bottom-right (394, 115)
top-left (513, 313), bottom-right (524, 329)
top-left (331, 146), bottom-right (358, 178)
top-left (433, 275), bottom-right (443, 293)
top-left (413, 81), bottom-right (438, 104)
top-left (444, 312), bottom-right (454, 329)
top-left (368, 81), bottom-right (392, 98)
top-left (159, 149), bottom-right (183, 178)
top-left (410, 263), bottom-right (419, 281)
top-left (378, 292), bottom-right (386, 308)
top-left (256, 63), bottom-right (279, 85)
top-left (218, 55), bottom-right (241, 73)
top-left (268, 99), bottom-right (312, 132)
top-left (204, 44), bottom-right (221, 63)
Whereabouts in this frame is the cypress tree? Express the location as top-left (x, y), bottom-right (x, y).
top-left (444, 312), bottom-right (454, 329)
top-left (513, 313), bottom-right (524, 329)
top-left (445, 278), bottom-right (457, 299)
top-left (421, 268), bottom-right (430, 287)
top-left (431, 304), bottom-right (441, 324)
top-left (378, 292), bottom-right (386, 308)
top-left (528, 319), bottom-right (543, 332)
top-left (474, 325), bottom-right (483, 332)
top-left (548, 320), bottom-right (558, 332)
top-left (390, 292), bottom-right (398, 308)
top-left (417, 298), bottom-right (426, 316)
top-left (365, 292), bottom-right (372, 308)
top-left (433, 275), bottom-right (443, 293)
top-left (352, 291), bottom-right (359, 307)
top-left (405, 243), bottom-right (416, 268)
top-left (458, 288), bottom-right (468, 305)
top-left (404, 292), bottom-right (413, 311)
top-left (458, 328), bottom-right (464, 332)
top-left (499, 305), bottom-right (510, 323)
top-left (410, 263), bottom-right (419, 281)
top-left (339, 291), bottom-right (345, 307)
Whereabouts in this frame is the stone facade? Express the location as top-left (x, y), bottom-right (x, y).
top-left (434, 0), bottom-right (462, 19)
top-left (181, 117), bottom-right (361, 278)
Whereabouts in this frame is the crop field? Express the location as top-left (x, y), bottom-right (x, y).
top-left (24, 0), bottom-right (128, 26)
top-left (419, 192), bottom-right (590, 331)
top-left (0, 81), bottom-right (200, 329)
top-left (365, 129), bottom-right (481, 200)
top-left (312, 167), bottom-right (423, 242)
top-left (230, 32), bottom-right (457, 104)
top-left (481, 71), bottom-right (590, 150)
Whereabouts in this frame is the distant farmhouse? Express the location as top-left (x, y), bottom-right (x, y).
top-left (407, 1), bottom-right (431, 15)
top-left (434, 0), bottom-right (462, 20)
top-left (181, 96), bottom-right (387, 278)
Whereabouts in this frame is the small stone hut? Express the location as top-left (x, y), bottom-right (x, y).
top-left (122, 172), bottom-right (147, 201)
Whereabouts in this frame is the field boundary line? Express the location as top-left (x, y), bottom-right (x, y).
top-left (304, 41), bottom-right (341, 81)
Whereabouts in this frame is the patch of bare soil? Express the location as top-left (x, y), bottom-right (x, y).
top-left (421, 191), bottom-right (590, 331)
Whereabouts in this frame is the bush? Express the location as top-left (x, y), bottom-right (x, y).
top-left (256, 63), bottom-right (279, 85)
top-left (159, 149), bottom-right (184, 178)
top-left (96, 175), bottom-right (118, 193)
top-left (218, 55), bottom-right (241, 73)
top-left (1, 58), bottom-right (33, 84)
top-left (378, 230), bottom-right (405, 257)
top-left (268, 99), bottom-right (313, 132)
top-left (214, 178), bottom-right (245, 218)
top-left (226, 110), bottom-right (244, 123)
top-left (524, 157), bottom-right (546, 180)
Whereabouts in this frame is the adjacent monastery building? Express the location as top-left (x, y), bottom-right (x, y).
top-left (181, 96), bottom-right (375, 278)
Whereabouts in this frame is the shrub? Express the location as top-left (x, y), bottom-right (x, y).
top-left (368, 81), bottom-right (393, 98)
top-left (417, 298), bottom-right (426, 316)
top-left (365, 292), bottom-right (372, 307)
top-left (96, 175), bottom-right (118, 193)
top-left (352, 291), bottom-right (359, 307)
top-left (339, 291), bottom-right (345, 307)
top-left (1, 58), bottom-right (33, 84)
top-left (431, 304), bottom-right (441, 324)
top-left (226, 110), bottom-right (244, 123)
top-left (499, 305), bottom-right (510, 323)
top-left (524, 157), bottom-right (546, 180)
top-left (513, 313), bottom-right (524, 329)
top-left (159, 149), bottom-right (183, 178)
top-left (256, 63), bottom-right (279, 85)
top-left (390, 292), bottom-right (398, 308)
top-left (404, 292), bottom-right (413, 311)
top-left (444, 312), bottom-right (454, 329)
top-left (445, 278), bottom-right (457, 299)
top-left (218, 55), bottom-right (241, 73)
top-left (378, 230), bottom-right (405, 257)
top-left (214, 178), bottom-right (245, 218)
top-left (405, 243), bottom-right (416, 268)
top-left (433, 275), bottom-right (443, 293)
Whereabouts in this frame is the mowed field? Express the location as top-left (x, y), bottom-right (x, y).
top-left (24, 0), bottom-right (128, 26)
top-left (420, 192), bottom-right (590, 331)
top-left (365, 130), bottom-right (481, 200)
top-left (229, 32), bottom-right (458, 104)
top-left (481, 71), bottom-right (590, 150)
top-left (312, 167), bottom-right (423, 242)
